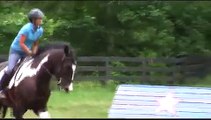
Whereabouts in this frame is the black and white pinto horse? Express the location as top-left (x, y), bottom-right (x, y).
top-left (0, 42), bottom-right (77, 118)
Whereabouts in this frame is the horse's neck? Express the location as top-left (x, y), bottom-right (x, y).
top-left (36, 54), bottom-right (57, 89)
top-left (44, 52), bottom-right (63, 74)
top-left (35, 66), bottom-right (52, 93)
top-left (35, 51), bottom-right (63, 83)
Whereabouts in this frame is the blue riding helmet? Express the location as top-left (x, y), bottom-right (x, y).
top-left (28, 8), bottom-right (45, 22)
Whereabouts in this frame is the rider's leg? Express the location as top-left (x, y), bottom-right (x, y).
top-left (0, 52), bottom-right (22, 98)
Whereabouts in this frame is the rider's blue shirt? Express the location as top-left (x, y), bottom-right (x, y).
top-left (11, 22), bottom-right (43, 53)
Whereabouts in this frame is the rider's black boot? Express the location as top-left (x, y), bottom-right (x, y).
top-left (0, 72), bottom-right (11, 99)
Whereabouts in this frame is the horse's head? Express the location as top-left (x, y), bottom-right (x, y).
top-left (54, 45), bottom-right (77, 93)
top-left (36, 42), bottom-right (77, 93)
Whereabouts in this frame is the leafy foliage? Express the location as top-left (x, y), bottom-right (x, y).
top-left (0, 1), bottom-right (211, 57)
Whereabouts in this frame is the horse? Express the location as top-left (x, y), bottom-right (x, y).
top-left (0, 41), bottom-right (77, 118)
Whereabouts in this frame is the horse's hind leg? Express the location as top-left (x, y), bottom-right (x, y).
top-left (0, 105), bottom-right (3, 118)
top-left (0, 104), bottom-right (6, 118)
top-left (2, 105), bottom-right (7, 118)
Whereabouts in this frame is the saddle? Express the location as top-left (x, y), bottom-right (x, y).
top-left (3, 56), bottom-right (33, 89)
top-left (11, 56), bottom-right (33, 75)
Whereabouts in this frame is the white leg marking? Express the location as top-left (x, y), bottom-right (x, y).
top-left (71, 64), bottom-right (76, 81)
top-left (39, 111), bottom-right (51, 118)
top-left (68, 83), bottom-right (73, 91)
top-left (69, 64), bottom-right (76, 91)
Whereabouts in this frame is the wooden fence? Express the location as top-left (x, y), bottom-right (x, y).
top-left (0, 55), bottom-right (210, 85)
top-left (75, 56), bottom-right (211, 84)
top-left (75, 56), bottom-right (182, 85)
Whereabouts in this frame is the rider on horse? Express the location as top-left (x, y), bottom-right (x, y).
top-left (0, 8), bottom-right (45, 98)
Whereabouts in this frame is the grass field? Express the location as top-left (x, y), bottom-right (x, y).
top-left (5, 80), bottom-right (117, 118)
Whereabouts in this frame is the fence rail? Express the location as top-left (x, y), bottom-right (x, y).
top-left (75, 56), bottom-right (189, 85)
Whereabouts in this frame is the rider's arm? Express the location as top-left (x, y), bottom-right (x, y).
top-left (32, 28), bottom-right (43, 55)
top-left (19, 34), bottom-right (33, 56)
top-left (32, 41), bottom-right (39, 55)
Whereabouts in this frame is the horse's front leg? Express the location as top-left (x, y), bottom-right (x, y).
top-left (13, 106), bottom-right (27, 119)
top-left (33, 108), bottom-right (51, 118)
top-left (38, 110), bottom-right (51, 118)
top-left (33, 92), bottom-right (51, 118)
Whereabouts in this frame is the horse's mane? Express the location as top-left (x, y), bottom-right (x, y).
top-left (36, 41), bottom-right (71, 55)
top-left (35, 41), bottom-right (76, 62)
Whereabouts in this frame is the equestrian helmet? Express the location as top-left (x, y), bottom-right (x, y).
top-left (28, 8), bottom-right (44, 22)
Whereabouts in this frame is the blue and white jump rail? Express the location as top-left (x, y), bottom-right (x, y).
top-left (108, 84), bottom-right (211, 118)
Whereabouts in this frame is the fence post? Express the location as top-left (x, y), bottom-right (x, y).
top-left (102, 57), bottom-right (110, 85)
top-left (168, 66), bottom-right (176, 85)
top-left (142, 58), bottom-right (147, 84)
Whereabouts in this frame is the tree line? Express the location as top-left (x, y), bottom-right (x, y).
top-left (0, 1), bottom-right (211, 57)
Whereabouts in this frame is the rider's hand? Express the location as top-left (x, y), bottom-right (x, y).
top-left (32, 51), bottom-right (37, 55)
top-left (28, 51), bottom-right (34, 56)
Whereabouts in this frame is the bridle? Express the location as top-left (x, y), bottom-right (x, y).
top-left (41, 54), bottom-right (74, 85)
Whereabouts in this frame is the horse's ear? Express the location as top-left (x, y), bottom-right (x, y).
top-left (64, 45), bottom-right (69, 56)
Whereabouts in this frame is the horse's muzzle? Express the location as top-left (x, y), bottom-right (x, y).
top-left (57, 78), bottom-right (73, 93)
top-left (64, 88), bottom-right (69, 93)
top-left (58, 86), bottom-right (70, 93)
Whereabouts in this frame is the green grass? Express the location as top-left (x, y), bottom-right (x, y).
top-left (180, 75), bottom-right (211, 88)
top-left (5, 80), bottom-right (117, 118)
